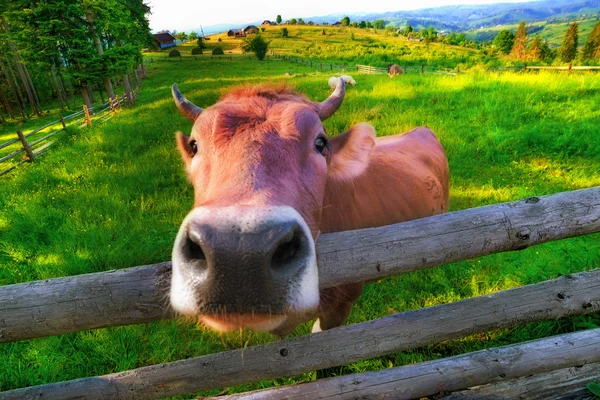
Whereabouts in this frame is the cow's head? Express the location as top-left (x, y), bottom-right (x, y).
top-left (170, 80), bottom-right (375, 333)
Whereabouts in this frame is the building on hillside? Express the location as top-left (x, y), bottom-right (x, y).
top-left (307, 21), bottom-right (315, 26)
top-left (244, 25), bottom-right (258, 34)
top-left (152, 32), bottom-right (176, 49)
top-left (235, 29), bottom-right (246, 37)
top-left (227, 29), bottom-right (235, 37)
top-left (262, 20), bottom-right (275, 26)
top-left (332, 22), bottom-right (342, 27)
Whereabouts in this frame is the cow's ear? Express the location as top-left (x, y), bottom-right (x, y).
top-left (176, 132), bottom-right (193, 168)
top-left (327, 122), bottom-right (375, 181)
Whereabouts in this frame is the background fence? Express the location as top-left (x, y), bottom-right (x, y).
top-left (0, 87), bottom-right (139, 177)
top-left (0, 186), bottom-right (598, 399)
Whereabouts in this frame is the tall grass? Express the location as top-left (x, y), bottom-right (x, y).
top-left (1, 57), bottom-right (599, 397)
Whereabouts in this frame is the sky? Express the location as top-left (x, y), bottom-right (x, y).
top-left (147, 0), bottom-right (535, 33)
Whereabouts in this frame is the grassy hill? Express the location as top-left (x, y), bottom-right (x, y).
top-left (1, 47), bottom-right (599, 396)
top-left (465, 18), bottom-right (599, 47)
top-left (150, 25), bottom-right (483, 68)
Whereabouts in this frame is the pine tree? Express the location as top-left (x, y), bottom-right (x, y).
top-left (561, 22), bottom-right (578, 63)
top-left (582, 20), bottom-right (600, 61)
top-left (527, 35), bottom-right (551, 62)
top-left (511, 21), bottom-right (527, 60)
top-left (493, 30), bottom-right (515, 55)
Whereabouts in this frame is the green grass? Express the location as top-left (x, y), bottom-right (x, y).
top-left (1, 56), bottom-right (599, 398)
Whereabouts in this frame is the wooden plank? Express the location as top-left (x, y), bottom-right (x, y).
top-left (526, 65), bottom-right (600, 70)
top-left (32, 140), bottom-right (56, 156)
top-left (16, 129), bottom-right (35, 161)
top-left (1, 269), bottom-right (599, 400)
top-left (0, 137), bottom-right (19, 151)
top-left (0, 147), bottom-right (25, 164)
top-left (216, 330), bottom-right (600, 400)
top-left (24, 118), bottom-right (61, 138)
top-left (28, 129), bottom-right (61, 147)
top-left (442, 362), bottom-right (600, 400)
top-left (0, 187), bottom-right (600, 343)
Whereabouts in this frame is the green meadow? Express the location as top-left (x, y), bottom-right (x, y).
top-left (1, 54), bottom-right (600, 397)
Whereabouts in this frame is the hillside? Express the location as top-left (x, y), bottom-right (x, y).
top-left (199, 26), bottom-right (481, 68)
top-left (465, 18), bottom-right (599, 46)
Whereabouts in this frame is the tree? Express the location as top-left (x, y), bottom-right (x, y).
top-left (341, 16), bottom-right (350, 26)
top-left (366, 21), bottom-right (373, 29)
top-left (427, 26), bottom-right (437, 41)
top-left (298, 18), bottom-right (305, 25)
top-left (561, 22), bottom-right (578, 63)
top-left (276, 15), bottom-right (282, 25)
top-left (196, 38), bottom-right (206, 50)
top-left (289, 18), bottom-right (297, 25)
top-left (188, 31), bottom-right (198, 41)
top-left (280, 27), bottom-right (288, 38)
top-left (175, 32), bottom-right (187, 42)
top-left (511, 21), bottom-right (527, 60)
top-left (351, 22), bottom-right (359, 28)
top-left (243, 34), bottom-right (270, 60)
top-left (493, 30), bottom-right (515, 55)
top-left (404, 24), bottom-right (413, 36)
top-left (374, 20), bottom-right (385, 30)
top-left (359, 21), bottom-right (366, 29)
top-left (582, 20), bottom-right (600, 61)
top-left (527, 35), bottom-right (551, 62)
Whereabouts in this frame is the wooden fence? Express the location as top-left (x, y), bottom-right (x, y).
top-left (0, 187), bottom-right (599, 399)
top-left (0, 88), bottom-right (138, 177)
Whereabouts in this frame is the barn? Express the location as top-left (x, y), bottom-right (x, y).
top-left (152, 32), bottom-right (176, 49)
top-left (227, 29), bottom-right (235, 37)
top-left (244, 25), bottom-right (258, 34)
top-left (261, 20), bottom-right (275, 26)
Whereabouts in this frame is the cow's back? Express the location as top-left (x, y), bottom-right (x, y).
top-left (320, 127), bottom-right (449, 233)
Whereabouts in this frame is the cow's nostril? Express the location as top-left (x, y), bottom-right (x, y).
top-left (184, 232), bottom-right (206, 261)
top-left (271, 230), bottom-right (303, 271)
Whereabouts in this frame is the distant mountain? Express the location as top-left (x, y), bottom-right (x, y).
top-left (197, 0), bottom-right (599, 34)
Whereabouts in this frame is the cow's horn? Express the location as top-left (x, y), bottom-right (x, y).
top-left (172, 84), bottom-right (203, 122)
top-left (318, 77), bottom-right (345, 120)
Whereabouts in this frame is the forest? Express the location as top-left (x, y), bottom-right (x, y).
top-left (0, 0), bottom-right (153, 123)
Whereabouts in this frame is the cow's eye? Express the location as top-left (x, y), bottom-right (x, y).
top-left (189, 140), bottom-right (198, 155)
top-left (315, 136), bottom-right (328, 155)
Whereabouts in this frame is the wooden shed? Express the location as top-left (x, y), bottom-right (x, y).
top-left (152, 32), bottom-right (176, 49)
top-left (226, 29), bottom-right (235, 37)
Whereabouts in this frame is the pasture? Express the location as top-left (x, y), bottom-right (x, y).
top-left (1, 56), bottom-right (600, 397)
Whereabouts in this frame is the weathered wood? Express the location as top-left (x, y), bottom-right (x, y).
top-left (0, 187), bottom-right (599, 343)
top-left (442, 362), bottom-right (600, 400)
top-left (0, 147), bottom-right (25, 163)
top-left (16, 129), bottom-right (34, 161)
top-left (1, 269), bottom-right (599, 400)
top-left (216, 329), bottom-right (600, 400)
top-left (83, 105), bottom-right (92, 126)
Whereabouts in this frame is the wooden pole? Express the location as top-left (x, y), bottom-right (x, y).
top-left (83, 105), bottom-right (91, 126)
top-left (1, 270), bottom-right (599, 399)
top-left (59, 114), bottom-right (66, 129)
top-left (0, 186), bottom-right (599, 343)
top-left (16, 129), bottom-right (34, 161)
top-left (217, 329), bottom-right (600, 400)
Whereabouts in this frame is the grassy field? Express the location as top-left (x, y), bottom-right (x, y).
top-left (146, 25), bottom-right (485, 69)
top-left (1, 54), bottom-right (600, 397)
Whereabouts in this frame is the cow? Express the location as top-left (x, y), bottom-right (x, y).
top-left (388, 64), bottom-right (402, 77)
top-left (170, 79), bottom-right (449, 337)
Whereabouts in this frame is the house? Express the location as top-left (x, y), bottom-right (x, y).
top-left (234, 29), bottom-right (246, 37)
top-left (307, 21), bottom-right (315, 26)
top-left (262, 20), bottom-right (275, 26)
top-left (244, 25), bottom-right (258, 34)
top-left (152, 32), bottom-right (176, 49)
top-left (227, 29), bottom-right (235, 37)
top-left (332, 22), bottom-right (342, 27)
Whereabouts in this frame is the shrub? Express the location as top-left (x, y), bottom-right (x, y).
top-left (217, 37), bottom-right (222, 42)
top-left (191, 47), bottom-right (203, 55)
top-left (261, 27), bottom-right (266, 32)
top-left (243, 34), bottom-right (270, 60)
top-left (212, 47), bottom-right (224, 55)
top-left (281, 27), bottom-right (289, 38)
top-left (168, 49), bottom-right (181, 57)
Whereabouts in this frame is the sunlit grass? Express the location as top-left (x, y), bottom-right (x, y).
top-left (0, 57), bottom-right (599, 397)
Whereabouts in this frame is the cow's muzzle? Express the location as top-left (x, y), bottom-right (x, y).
top-left (170, 206), bottom-right (319, 332)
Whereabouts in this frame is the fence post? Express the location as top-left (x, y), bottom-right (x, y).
top-left (83, 105), bottom-right (92, 126)
top-left (421, 65), bottom-right (424, 74)
top-left (16, 130), bottom-right (35, 161)
top-left (320, 62), bottom-right (322, 70)
top-left (457, 66), bottom-right (460, 74)
top-left (342, 63), bottom-right (345, 71)
top-left (403, 66), bottom-right (407, 74)
top-left (331, 63), bottom-right (333, 71)
top-left (59, 114), bottom-right (66, 129)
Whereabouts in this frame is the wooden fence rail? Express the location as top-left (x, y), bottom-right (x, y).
top-left (0, 89), bottom-right (139, 177)
top-left (1, 268), bottom-right (598, 400)
top-left (218, 329), bottom-right (600, 400)
top-left (1, 186), bottom-right (599, 343)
